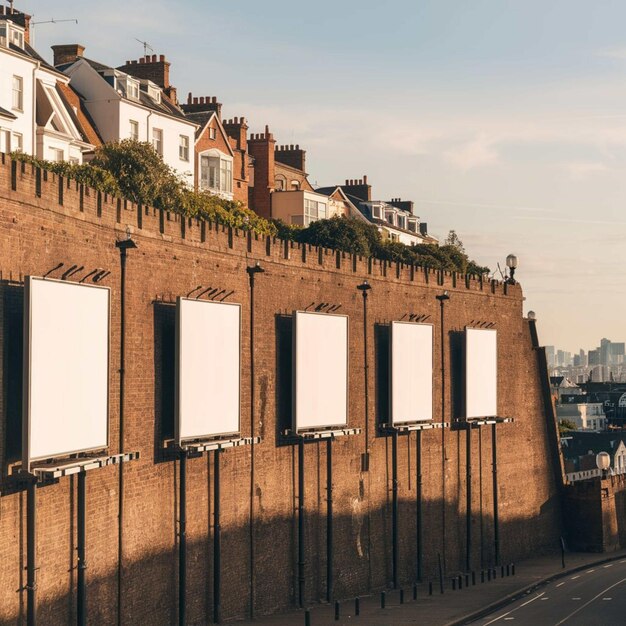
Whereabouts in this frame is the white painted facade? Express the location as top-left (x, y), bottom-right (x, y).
top-left (61, 59), bottom-right (197, 184)
top-left (557, 402), bottom-right (607, 431)
top-left (0, 18), bottom-right (91, 162)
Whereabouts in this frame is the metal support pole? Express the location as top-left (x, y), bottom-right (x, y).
top-left (416, 430), bottom-right (423, 582)
top-left (391, 430), bottom-right (399, 589)
top-left (246, 262), bottom-right (263, 619)
top-left (77, 472), bottom-right (87, 626)
top-left (179, 454), bottom-right (187, 626)
top-left (479, 425), bottom-right (484, 570)
top-left (213, 451), bottom-right (221, 624)
top-left (436, 293), bottom-right (449, 574)
top-left (492, 423), bottom-right (500, 566)
top-left (298, 438), bottom-right (305, 608)
top-left (27, 480), bottom-right (37, 626)
top-left (326, 439), bottom-right (333, 602)
top-left (115, 233), bottom-right (136, 626)
top-left (466, 426), bottom-right (472, 573)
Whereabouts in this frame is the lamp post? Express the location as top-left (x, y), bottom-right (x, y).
top-left (357, 281), bottom-right (372, 461)
top-left (597, 451), bottom-right (611, 479)
top-left (506, 254), bottom-right (518, 284)
top-left (115, 226), bottom-right (136, 626)
top-left (246, 261), bottom-right (264, 619)
top-left (435, 291), bottom-right (449, 573)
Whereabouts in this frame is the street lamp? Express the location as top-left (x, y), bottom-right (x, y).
top-left (527, 311), bottom-right (536, 320)
top-left (596, 451), bottom-right (611, 478)
top-left (506, 254), bottom-right (518, 284)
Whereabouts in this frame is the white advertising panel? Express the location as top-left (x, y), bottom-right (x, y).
top-left (390, 322), bottom-right (433, 424)
top-left (465, 327), bottom-right (498, 419)
top-left (176, 298), bottom-right (241, 442)
top-left (294, 311), bottom-right (348, 431)
top-left (24, 277), bottom-right (110, 467)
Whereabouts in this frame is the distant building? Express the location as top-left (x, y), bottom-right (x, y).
top-left (550, 376), bottom-right (582, 403)
top-left (561, 431), bottom-right (626, 474)
top-left (557, 399), bottom-right (607, 431)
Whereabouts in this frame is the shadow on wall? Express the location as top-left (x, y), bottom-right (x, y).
top-left (0, 493), bottom-right (563, 626)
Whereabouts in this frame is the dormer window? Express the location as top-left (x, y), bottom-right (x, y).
top-left (1, 22), bottom-right (25, 49)
top-left (10, 24), bottom-right (24, 48)
top-left (127, 79), bottom-right (140, 101)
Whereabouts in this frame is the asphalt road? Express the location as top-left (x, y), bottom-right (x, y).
top-left (469, 558), bottom-right (626, 625)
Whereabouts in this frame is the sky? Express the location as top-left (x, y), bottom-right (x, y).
top-left (18, 0), bottom-right (626, 353)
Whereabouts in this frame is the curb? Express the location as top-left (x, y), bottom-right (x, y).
top-left (445, 552), bottom-right (626, 626)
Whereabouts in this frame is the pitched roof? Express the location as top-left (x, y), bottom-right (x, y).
top-left (0, 105), bottom-right (17, 120)
top-left (55, 82), bottom-right (102, 147)
top-left (561, 431), bottom-right (626, 460)
top-left (78, 57), bottom-right (193, 123)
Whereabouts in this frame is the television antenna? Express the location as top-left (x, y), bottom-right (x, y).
top-left (135, 38), bottom-right (154, 56)
top-left (29, 18), bottom-right (79, 47)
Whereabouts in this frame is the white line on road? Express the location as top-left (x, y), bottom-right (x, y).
top-left (603, 564), bottom-right (613, 568)
top-left (571, 575), bottom-right (580, 580)
top-left (572, 597), bottom-right (581, 601)
top-left (602, 598), bottom-right (612, 601)
top-left (556, 582), bottom-right (565, 587)
top-left (586, 569), bottom-right (595, 573)
top-left (555, 577), bottom-right (626, 625)
top-left (482, 593), bottom-right (545, 625)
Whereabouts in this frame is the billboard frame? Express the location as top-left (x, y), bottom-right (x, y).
top-left (388, 320), bottom-right (434, 427)
top-left (464, 326), bottom-right (498, 421)
top-left (292, 310), bottom-right (350, 434)
top-left (22, 276), bottom-right (111, 472)
top-left (174, 297), bottom-right (242, 445)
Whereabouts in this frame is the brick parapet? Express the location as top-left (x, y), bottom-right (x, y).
top-left (0, 155), bottom-right (517, 300)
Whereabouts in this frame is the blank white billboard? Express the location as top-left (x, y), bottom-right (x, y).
top-left (390, 322), bottom-right (433, 424)
top-left (176, 298), bottom-right (241, 442)
top-left (465, 327), bottom-right (498, 419)
top-left (23, 277), bottom-right (110, 468)
top-left (294, 311), bottom-right (348, 431)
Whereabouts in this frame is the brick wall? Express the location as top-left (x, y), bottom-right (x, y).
top-left (0, 155), bottom-right (563, 625)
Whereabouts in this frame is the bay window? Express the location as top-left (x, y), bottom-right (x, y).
top-left (200, 151), bottom-right (233, 196)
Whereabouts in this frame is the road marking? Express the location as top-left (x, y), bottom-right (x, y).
top-left (620, 560), bottom-right (626, 564)
top-left (571, 575), bottom-right (580, 580)
top-left (504, 619), bottom-right (515, 621)
top-left (540, 597), bottom-right (549, 601)
top-left (603, 564), bottom-right (613, 568)
top-left (482, 593), bottom-right (545, 625)
top-left (586, 569), bottom-right (595, 573)
top-left (556, 582), bottom-right (565, 587)
top-left (554, 577), bottom-right (626, 625)
top-left (572, 597), bottom-right (581, 601)
top-left (602, 598), bottom-right (612, 601)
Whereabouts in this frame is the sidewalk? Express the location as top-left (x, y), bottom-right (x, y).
top-left (235, 549), bottom-right (626, 626)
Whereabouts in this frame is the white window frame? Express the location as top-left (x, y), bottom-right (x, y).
top-left (12, 132), bottom-right (23, 152)
top-left (152, 128), bottom-right (163, 155)
top-left (179, 135), bottom-right (190, 162)
top-left (49, 148), bottom-right (64, 162)
top-left (12, 75), bottom-right (23, 111)
top-left (129, 120), bottom-right (139, 141)
top-left (208, 127), bottom-right (216, 140)
top-left (126, 79), bottom-right (140, 101)
top-left (0, 129), bottom-right (11, 153)
top-left (199, 149), bottom-right (233, 196)
top-left (303, 197), bottom-right (327, 226)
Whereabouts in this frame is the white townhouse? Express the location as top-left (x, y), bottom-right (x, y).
top-left (0, 6), bottom-right (95, 162)
top-left (53, 45), bottom-right (198, 185)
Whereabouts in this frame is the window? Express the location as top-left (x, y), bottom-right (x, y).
top-left (276, 178), bottom-right (285, 191)
top-left (127, 79), bottom-right (140, 100)
top-left (179, 135), bottom-right (189, 161)
top-left (12, 132), bottom-right (22, 152)
top-left (200, 153), bottom-right (233, 195)
top-left (9, 25), bottom-right (24, 48)
top-left (130, 120), bottom-right (139, 141)
top-left (12, 76), bottom-right (23, 111)
top-left (0, 129), bottom-right (10, 153)
top-left (49, 148), bottom-right (64, 162)
top-left (209, 127), bottom-right (216, 140)
top-left (69, 156), bottom-right (80, 165)
top-left (152, 128), bottom-right (163, 155)
top-left (304, 198), bottom-right (327, 225)
top-left (291, 180), bottom-right (300, 190)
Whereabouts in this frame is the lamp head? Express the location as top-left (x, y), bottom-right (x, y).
top-left (596, 451), bottom-right (611, 472)
top-left (357, 280), bottom-right (372, 292)
top-left (436, 290), bottom-right (450, 302)
top-left (527, 311), bottom-right (536, 320)
top-left (506, 254), bottom-right (518, 270)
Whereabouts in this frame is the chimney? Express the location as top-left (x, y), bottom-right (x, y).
top-left (274, 143), bottom-right (306, 172)
top-left (389, 198), bottom-right (415, 215)
top-left (180, 94), bottom-right (223, 120)
top-left (340, 175), bottom-right (372, 202)
top-left (116, 55), bottom-right (171, 89)
top-left (51, 44), bottom-right (85, 67)
top-left (247, 127), bottom-right (276, 219)
top-left (223, 116), bottom-right (248, 151)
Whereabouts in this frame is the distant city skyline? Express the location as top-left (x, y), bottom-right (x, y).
top-left (19, 0), bottom-right (626, 350)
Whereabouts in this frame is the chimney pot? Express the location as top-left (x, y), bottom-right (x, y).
top-left (193, 97), bottom-right (199, 104)
top-left (199, 97), bottom-right (205, 104)
top-left (159, 54), bottom-right (165, 62)
top-left (152, 54), bottom-right (157, 62)
top-left (212, 96), bottom-right (216, 103)
top-left (265, 125), bottom-right (270, 135)
top-left (187, 92), bottom-right (192, 104)
top-left (345, 179), bottom-right (349, 186)
top-left (363, 175), bottom-right (368, 184)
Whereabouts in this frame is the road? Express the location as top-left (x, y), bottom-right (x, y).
top-left (469, 558), bottom-right (626, 625)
